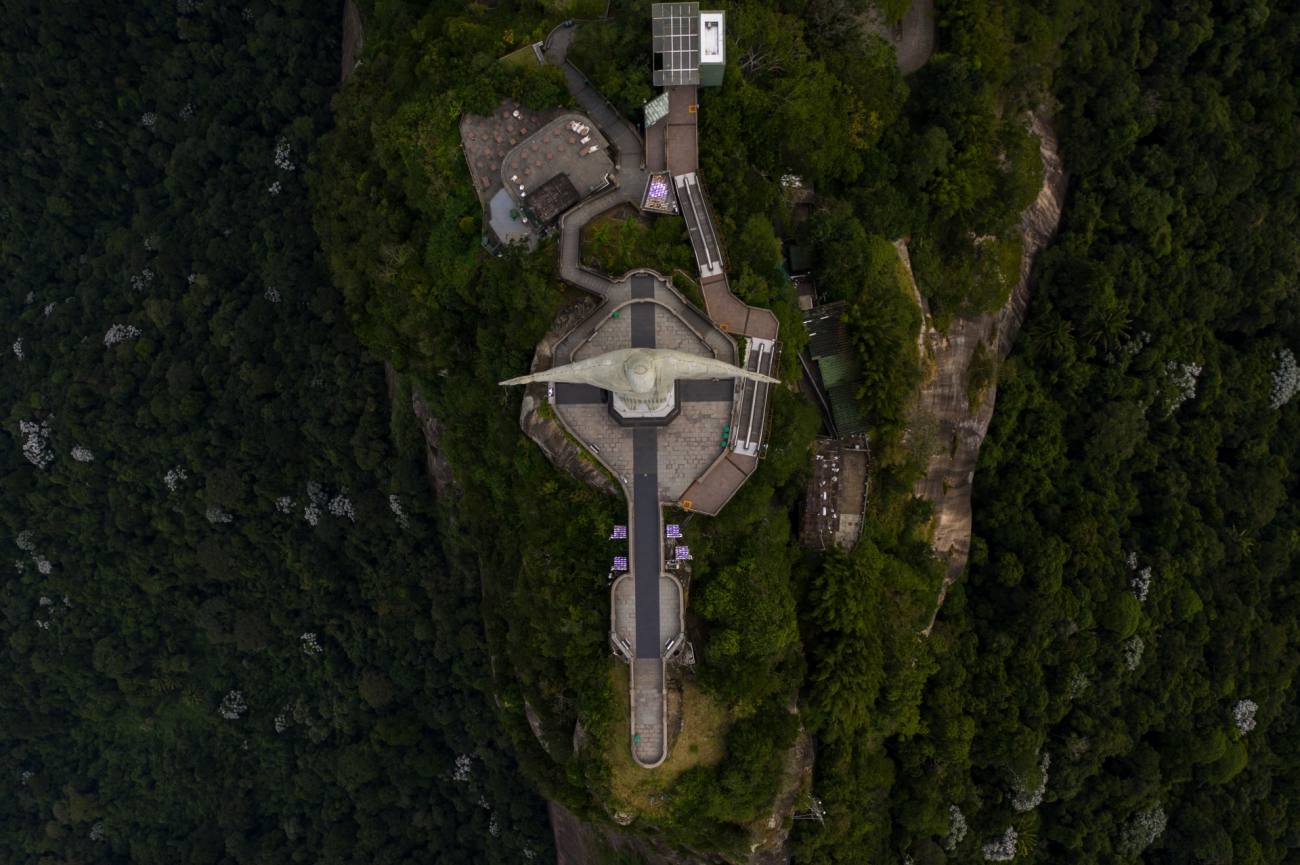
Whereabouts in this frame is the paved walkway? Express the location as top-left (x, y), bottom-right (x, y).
top-left (543, 26), bottom-right (672, 768)
top-left (536, 22), bottom-right (781, 768)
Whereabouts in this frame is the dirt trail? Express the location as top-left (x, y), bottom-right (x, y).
top-left (912, 111), bottom-right (1066, 636)
top-left (341, 0), bottom-right (364, 83)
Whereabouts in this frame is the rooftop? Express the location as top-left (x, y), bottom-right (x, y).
top-left (528, 173), bottom-right (581, 224)
top-left (501, 113), bottom-right (614, 219)
top-left (803, 302), bottom-right (868, 437)
top-left (652, 2), bottom-right (701, 86)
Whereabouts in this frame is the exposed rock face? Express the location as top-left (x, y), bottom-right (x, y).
top-left (912, 110), bottom-right (1067, 634)
top-left (861, 0), bottom-right (936, 75)
top-left (747, 728), bottom-right (815, 865)
top-left (410, 386), bottom-right (458, 499)
top-left (550, 800), bottom-right (729, 865)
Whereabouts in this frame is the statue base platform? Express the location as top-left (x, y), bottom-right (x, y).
top-left (609, 383), bottom-right (680, 427)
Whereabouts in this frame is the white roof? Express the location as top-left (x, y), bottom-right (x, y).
top-left (700, 11), bottom-right (724, 64)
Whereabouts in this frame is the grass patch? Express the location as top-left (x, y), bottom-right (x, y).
top-left (605, 662), bottom-right (731, 817)
top-left (499, 43), bottom-right (542, 68)
top-left (670, 269), bottom-right (707, 311)
top-left (581, 205), bottom-right (695, 278)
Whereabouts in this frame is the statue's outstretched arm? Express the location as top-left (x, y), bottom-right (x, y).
top-left (657, 350), bottom-right (780, 385)
top-left (499, 352), bottom-right (628, 388)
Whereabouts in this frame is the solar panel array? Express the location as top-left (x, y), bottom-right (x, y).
top-left (651, 2), bottom-right (700, 86)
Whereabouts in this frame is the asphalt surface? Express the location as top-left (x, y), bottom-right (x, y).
top-left (555, 383), bottom-right (604, 404)
top-left (632, 426), bottom-right (661, 658)
top-left (546, 27), bottom-right (652, 298)
top-left (631, 277), bottom-right (656, 349)
top-left (678, 379), bottom-right (734, 401)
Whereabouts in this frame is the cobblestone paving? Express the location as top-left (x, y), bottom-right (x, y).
top-left (659, 399), bottom-right (729, 500)
top-left (659, 578), bottom-right (682, 647)
top-left (562, 404), bottom-right (633, 482)
top-left (632, 659), bottom-right (665, 764)
top-left (573, 310), bottom-right (632, 358)
top-left (651, 304), bottom-right (714, 355)
top-left (613, 576), bottom-right (635, 650)
top-left (613, 576), bottom-right (682, 657)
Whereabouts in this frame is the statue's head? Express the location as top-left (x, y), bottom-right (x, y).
top-left (622, 350), bottom-right (657, 394)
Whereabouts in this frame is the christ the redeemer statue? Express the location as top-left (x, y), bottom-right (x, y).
top-left (499, 348), bottom-right (778, 411)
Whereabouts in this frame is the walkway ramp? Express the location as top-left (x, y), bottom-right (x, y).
top-left (675, 172), bottom-right (723, 278)
top-left (631, 659), bottom-right (667, 766)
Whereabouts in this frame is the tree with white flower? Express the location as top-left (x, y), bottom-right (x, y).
top-left (130, 268), bottom-right (154, 291)
top-left (982, 827), bottom-right (1018, 862)
top-left (71, 446), bottom-right (94, 463)
top-left (303, 481), bottom-right (325, 525)
top-left (1270, 347), bottom-right (1299, 409)
top-left (389, 494), bottom-right (409, 528)
top-left (205, 506), bottom-right (233, 524)
top-left (1164, 360), bottom-right (1202, 414)
top-left (1011, 753), bottom-right (1050, 812)
top-left (1125, 552), bottom-right (1152, 602)
top-left (19, 419), bottom-right (54, 468)
top-left (264, 285), bottom-right (281, 303)
top-left (453, 753), bottom-right (473, 782)
top-left (218, 690), bottom-right (247, 720)
top-left (300, 632), bottom-right (323, 656)
top-left (268, 180), bottom-right (282, 196)
top-left (12, 337), bottom-right (22, 359)
top-left (1123, 634), bottom-right (1145, 671)
top-left (328, 494), bottom-right (355, 522)
top-left (103, 323), bottom-right (141, 347)
top-left (275, 495), bottom-right (293, 514)
top-left (164, 465), bottom-right (189, 492)
top-left (945, 805), bottom-right (969, 851)
top-left (273, 137), bottom-right (295, 171)
top-left (1119, 805), bottom-right (1166, 855)
top-left (1232, 699), bottom-right (1258, 734)
top-left (140, 112), bottom-right (157, 129)
top-left (89, 821), bottom-right (106, 842)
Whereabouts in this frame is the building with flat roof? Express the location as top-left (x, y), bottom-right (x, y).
top-left (803, 301), bottom-right (868, 437)
top-left (651, 3), bottom-right (725, 88)
top-left (527, 173), bottom-right (581, 224)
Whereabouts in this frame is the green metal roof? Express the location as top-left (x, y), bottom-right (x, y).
top-left (827, 382), bottom-right (868, 436)
top-left (644, 91), bottom-right (670, 128)
top-left (786, 244), bottom-right (813, 274)
top-left (817, 352), bottom-right (860, 389)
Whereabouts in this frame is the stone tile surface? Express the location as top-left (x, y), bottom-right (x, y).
top-left (658, 399), bottom-right (729, 500)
